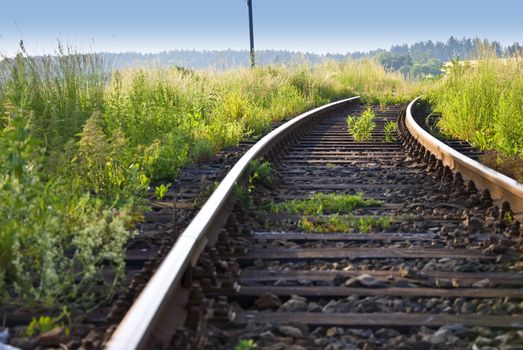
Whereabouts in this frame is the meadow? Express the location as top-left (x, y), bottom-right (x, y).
top-left (0, 49), bottom-right (420, 308)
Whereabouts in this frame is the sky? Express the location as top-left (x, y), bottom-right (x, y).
top-left (0, 0), bottom-right (522, 56)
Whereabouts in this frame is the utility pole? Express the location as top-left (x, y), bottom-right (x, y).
top-left (247, 0), bottom-right (255, 67)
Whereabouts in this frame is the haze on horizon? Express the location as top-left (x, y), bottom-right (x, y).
top-left (1, 0), bottom-right (522, 57)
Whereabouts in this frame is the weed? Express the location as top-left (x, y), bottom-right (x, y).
top-left (347, 108), bottom-right (376, 141)
top-left (384, 121), bottom-right (398, 142)
top-left (247, 159), bottom-right (273, 187)
top-left (298, 215), bottom-right (391, 233)
top-left (268, 192), bottom-right (382, 215)
top-left (234, 160), bottom-right (273, 210)
top-left (25, 306), bottom-right (71, 337)
top-left (154, 183), bottom-right (171, 200)
top-left (195, 180), bottom-right (220, 206)
top-left (233, 184), bottom-right (253, 210)
top-left (235, 339), bottom-right (257, 350)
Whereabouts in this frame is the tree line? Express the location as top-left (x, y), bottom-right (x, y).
top-left (7, 37), bottom-right (517, 78)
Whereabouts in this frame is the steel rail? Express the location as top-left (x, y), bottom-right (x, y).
top-left (106, 96), bottom-right (360, 350)
top-left (405, 97), bottom-right (523, 219)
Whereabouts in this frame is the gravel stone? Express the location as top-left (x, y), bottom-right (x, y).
top-left (425, 327), bottom-right (461, 345)
top-left (280, 295), bottom-right (308, 312)
top-left (435, 278), bottom-right (453, 288)
top-left (254, 293), bottom-right (282, 310)
top-left (277, 325), bottom-right (303, 338)
top-left (344, 274), bottom-right (387, 288)
top-left (472, 278), bottom-right (492, 288)
top-left (260, 330), bottom-right (277, 342)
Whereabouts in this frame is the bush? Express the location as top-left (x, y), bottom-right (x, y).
top-left (0, 108), bottom-right (136, 307)
top-left (347, 107), bottom-right (376, 141)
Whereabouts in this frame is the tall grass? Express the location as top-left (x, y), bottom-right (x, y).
top-left (0, 46), bottom-right (420, 309)
top-left (430, 48), bottom-right (523, 158)
top-left (0, 48), bottom-right (147, 308)
top-left (105, 60), bottom-right (421, 179)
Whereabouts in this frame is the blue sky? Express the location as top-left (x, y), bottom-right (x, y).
top-left (1, 0), bottom-right (521, 56)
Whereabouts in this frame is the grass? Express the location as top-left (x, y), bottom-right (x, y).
top-left (347, 107), bottom-right (376, 141)
top-left (0, 44), bottom-right (421, 310)
top-left (428, 46), bottom-right (523, 181)
top-left (299, 215), bottom-right (392, 233)
top-left (264, 193), bottom-right (388, 233)
top-left (267, 192), bottom-right (382, 215)
top-left (235, 339), bottom-right (257, 350)
top-left (384, 121), bottom-right (399, 142)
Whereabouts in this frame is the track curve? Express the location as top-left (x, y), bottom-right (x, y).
top-left (108, 99), bottom-right (523, 350)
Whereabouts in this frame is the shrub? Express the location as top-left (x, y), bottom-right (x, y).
top-left (0, 107), bottom-right (137, 307)
top-left (384, 121), bottom-right (399, 142)
top-left (347, 107), bottom-right (376, 141)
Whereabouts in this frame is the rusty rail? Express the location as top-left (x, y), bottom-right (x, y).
top-left (106, 97), bottom-right (360, 350)
top-left (405, 97), bottom-right (523, 219)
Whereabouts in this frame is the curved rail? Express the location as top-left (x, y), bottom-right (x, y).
top-left (405, 97), bottom-right (523, 218)
top-left (106, 96), bottom-right (360, 350)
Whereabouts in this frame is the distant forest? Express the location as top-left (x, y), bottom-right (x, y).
top-left (86, 37), bottom-right (523, 78)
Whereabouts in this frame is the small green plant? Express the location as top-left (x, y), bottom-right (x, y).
top-left (504, 211), bottom-right (514, 225)
top-left (154, 183), bottom-right (171, 200)
top-left (384, 121), bottom-right (399, 142)
top-left (354, 216), bottom-right (392, 233)
top-left (25, 306), bottom-right (71, 337)
top-left (298, 214), bottom-right (391, 233)
top-left (233, 183), bottom-right (253, 210)
top-left (299, 215), bottom-right (350, 232)
top-left (347, 107), bottom-right (376, 142)
top-left (247, 159), bottom-right (273, 187)
top-left (235, 339), bottom-right (257, 350)
top-left (234, 160), bottom-right (273, 210)
top-left (268, 192), bottom-right (382, 215)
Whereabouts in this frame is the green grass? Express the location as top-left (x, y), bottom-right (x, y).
top-left (384, 121), bottom-right (399, 142)
top-left (235, 339), bottom-right (257, 350)
top-left (299, 215), bottom-right (392, 233)
top-left (347, 107), bottom-right (376, 141)
top-left (429, 46), bottom-right (523, 173)
top-left (267, 192), bottom-right (382, 215)
top-left (262, 193), bottom-right (387, 233)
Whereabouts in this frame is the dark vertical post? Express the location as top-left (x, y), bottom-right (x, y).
top-left (247, 0), bottom-right (255, 67)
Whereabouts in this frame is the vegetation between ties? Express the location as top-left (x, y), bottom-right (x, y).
top-left (299, 214), bottom-right (392, 233)
top-left (384, 121), bottom-right (399, 142)
top-left (267, 192), bottom-right (383, 215)
top-left (235, 339), bottom-right (257, 350)
top-left (347, 107), bottom-right (376, 142)
top-left (264, 192), bottom-right (389, 233)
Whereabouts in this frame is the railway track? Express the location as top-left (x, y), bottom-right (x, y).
top-left (108, 97), bottom-right (523, 349)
